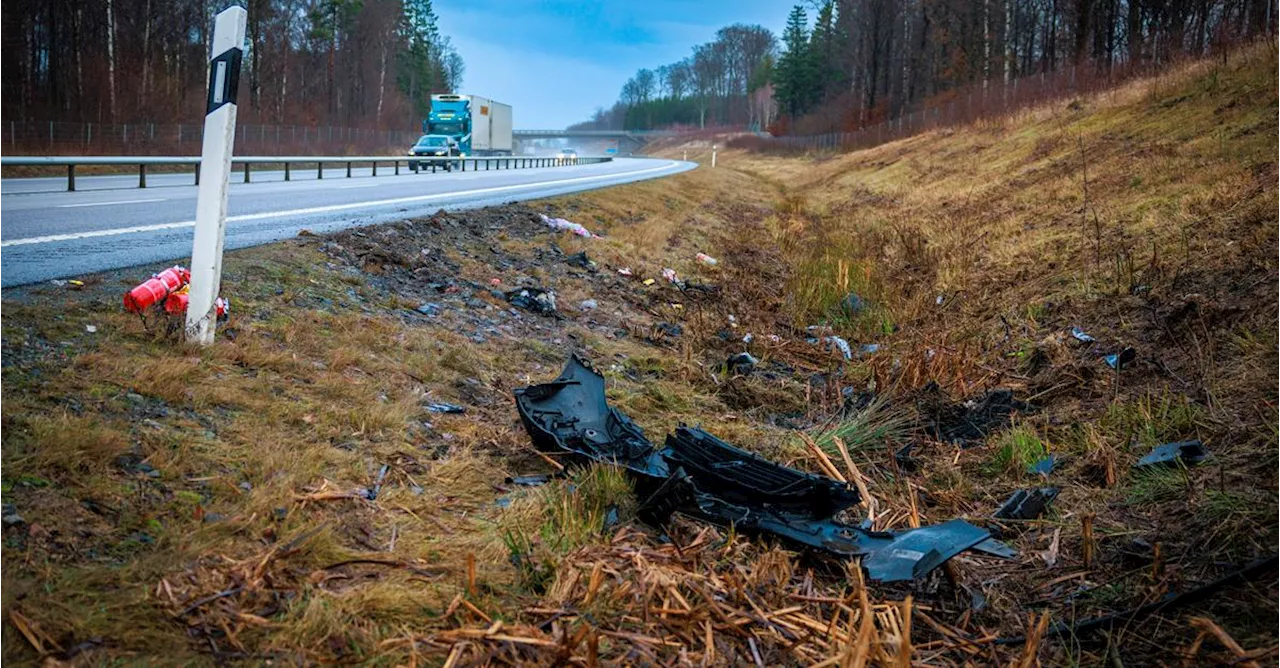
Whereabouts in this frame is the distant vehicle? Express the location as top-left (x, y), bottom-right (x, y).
top-left (424, 94), bottom-right (513, 156)
top-left (557, 148), bottom-right (578, 160)
top-left (407, 134), bottom-right (459, 172)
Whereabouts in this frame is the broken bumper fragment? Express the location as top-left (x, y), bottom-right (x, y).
top-left (513, 355), bottom-right (1011, 582)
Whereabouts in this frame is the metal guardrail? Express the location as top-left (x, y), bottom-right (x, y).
top-left (0, 155), bottom-right (612, 192)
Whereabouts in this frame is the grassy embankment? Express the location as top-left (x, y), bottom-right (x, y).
top-left (2, 45), bottom-right (1275, 664)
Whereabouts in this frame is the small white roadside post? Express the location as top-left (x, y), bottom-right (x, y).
top-left (711, 144), bottom-right (717, 168)
top-left (186, 6), bottom-right (247, 345)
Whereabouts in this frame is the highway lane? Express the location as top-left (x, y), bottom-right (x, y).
top-left (0, 158), bottom-right (695, 287)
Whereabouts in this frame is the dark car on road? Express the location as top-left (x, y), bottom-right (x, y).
top-left (408, 135), bottom-right (459, 171)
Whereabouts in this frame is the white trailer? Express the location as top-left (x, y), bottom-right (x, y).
top-left (468, 95), bottom-right (513, 155)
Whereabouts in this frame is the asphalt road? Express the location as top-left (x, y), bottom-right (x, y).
top-left (0, 157), bottom-right (695, 287)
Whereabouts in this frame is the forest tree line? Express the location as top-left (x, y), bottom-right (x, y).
top-left (569, 24), bottom-right (778, 132)
top-left (579, 0), bottom-right (1274, 134)
top-left (1, 0), bottom-right (464, 130)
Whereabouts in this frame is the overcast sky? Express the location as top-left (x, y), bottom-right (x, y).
top-left (435, 0), bottom-right (788, 129)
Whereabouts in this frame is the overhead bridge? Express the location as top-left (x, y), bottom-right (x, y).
top-left (512, 129), bottom-right (683, 140)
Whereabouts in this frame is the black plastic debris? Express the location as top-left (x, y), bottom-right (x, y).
top-left (1104, 347), bottom-right (1136, 370)
top-left (917, 383), bottom-right (1028, 445)
top-left (426, 402), bottom-right (466, 414)
top-left (506, 287), bottom-right (557, 315)
top-left (664, 426), bottom-right (860, 519)
top-left (894, 444), bottom-right (919, 472)
top-left (993, 487), bottom-right (1059, 520)
top-left (514, 355), bottom-right (1011, 582)
top-left (655, 322), bottom-right (682, 338)
top-left (726, 352), bottom-right (760, 375)
top-left (1030, 455), bottom-right (1059, 477)
top-left (1134, 440), bottom-right (1208, 469)
top-left (971, 537), bottom-right (1019, 559)
top-left (514, 355), bottom-right (669, 480)
top-left (565, 251), bottom-right (597, 271)
top-left (856, 520), bottom-right (992, 582)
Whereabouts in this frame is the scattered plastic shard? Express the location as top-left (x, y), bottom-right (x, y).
top-left (642, 278), bottom-right (656, 286)
top-left (823, 336), bottom-right (853, 360)
top-left (507, 474), bottom-right (554, 487)
top-left (580, 299), bottom-right (598, 310)
top-left (859, 343), bottom-right (881, 355)
top-left (539, 213), bottom-right (594, 238)
top-left (1134, 440), bottom-right (1208, 469)
top-left (86, 325), bottom-right (98, 333)
top-left (726, 352), bottom-right (759, 375)
top-left (565, 251), bottom-right (597, 271)
top-left (1070, 327), bottom-right (1095, 343)
top-left (971, 537), bottom-right (1019, 559)
top-left (426, 402), bottom-right (466, 414)
top-left (617, 267), bottom-right (633, 277)
top-left (856, 519), bottom-right (993, 582)
top-left (742, 333), bottom-right (754, 344)
top-left (506, 287), bottom-right (557, 315)
top-left (696, 252), bottom-right (718, 266)
top-left (1030, 455), bottom-right (1059, 477)
top-left (1104, 347), bottom-right (1136, 369)
top-left (993, 487), bottom-right (1059, 520)
top-left (894, 444), bottom-right (918, 472)
top-left (661, 268), bottom-right (679, 284)
top-left (655, 322), bottom-right (682, 338)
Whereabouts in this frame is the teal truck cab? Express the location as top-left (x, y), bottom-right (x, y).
top-left (424, 94), bottom-right (513, 157)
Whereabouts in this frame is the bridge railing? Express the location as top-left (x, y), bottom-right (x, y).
top-left (512, 129), bottom-right (685, 138)
top-left (0, 155), bottom-right (612, 192)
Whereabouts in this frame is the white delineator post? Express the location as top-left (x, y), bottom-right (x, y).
top-left (186, 6), bottom-right (247, 344)
top-left (711, 144), bottom-right (717, 168)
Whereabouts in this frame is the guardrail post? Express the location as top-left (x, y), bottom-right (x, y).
top-left (195, 164), bottom-right (200, 185)
top-left (139, 164), bottom-right (147, 188)
top-left (243, 161), bottom-right (250, 183)
top-left (346, 161), bottom-right (351, 178)
top-left (461, 159), bottom-right (466, 172)
top-left (318, 163), bottom-right (323, 179)
top-left (67, 164), bottom-right (75, 191)
top-left (284, 162), bottom-right (290, 181)
top-left (372, 161), bottom-right (378, 177)
top-left (394, 160), bottom-right (399, 175)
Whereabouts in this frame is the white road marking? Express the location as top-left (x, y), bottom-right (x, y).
top-left (58, 198), bottom-right (167, 208)
top-left (337, 183), bottom-right (384, 189)
top-left (1, 161), bottom-right (683, 248)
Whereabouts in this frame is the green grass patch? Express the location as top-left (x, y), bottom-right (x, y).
top-left (1102, 392), bottom-right (1206, 449)
top-left (810, 397), bottom-right (913, 459)
top-left (1126, 466), bottom-right (1190, 505)
top-left (989, 426), bottom-right (1048, 475)
top-left (501, 464), bottom-right (634, 593)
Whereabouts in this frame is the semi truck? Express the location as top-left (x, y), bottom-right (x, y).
top-left (423, 94), bottom-right (513, 156)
